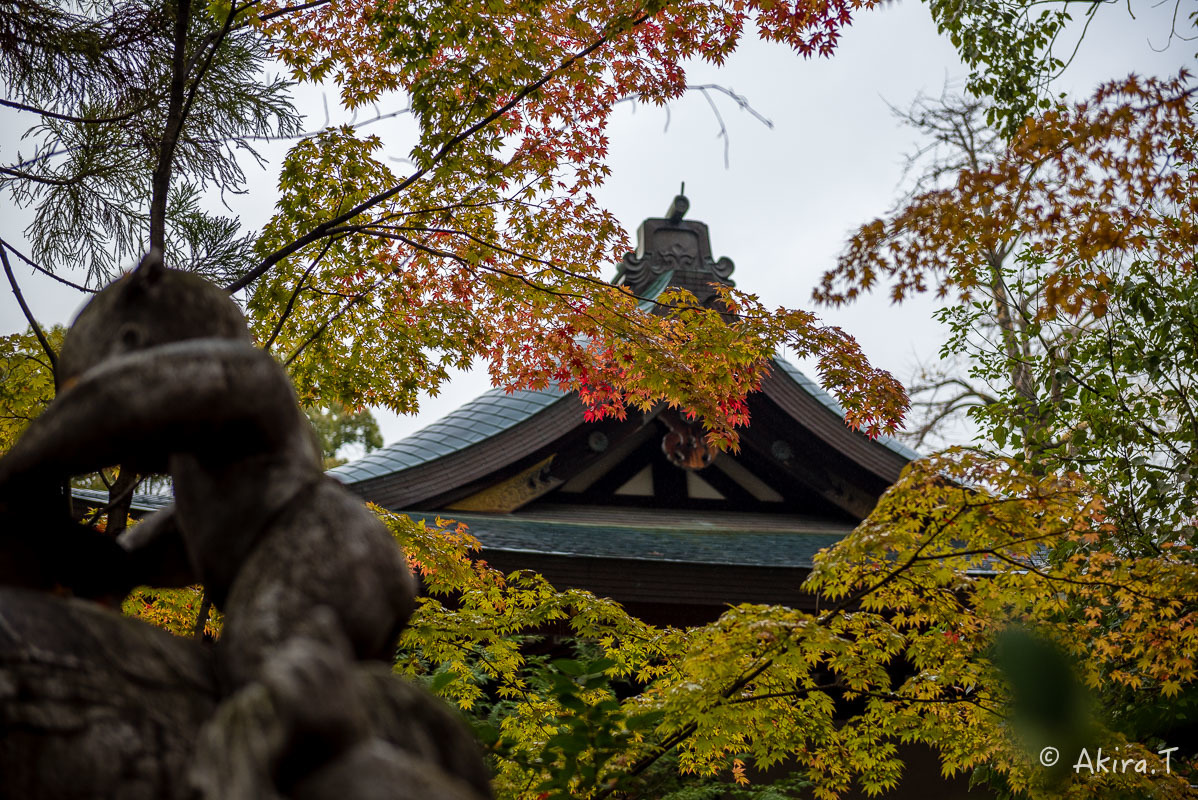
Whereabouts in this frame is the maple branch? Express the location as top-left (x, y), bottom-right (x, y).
top-left (282, 293), bottom-right (364, 368)
top-left (271, 241), bottom-right (413, 365)
top-left (81, 475), bottom-right (141, 527)
top-left (231, 7), bottom-right (659, 293)
top-left (215, 101), bottom-right (412, 144)
top-left (592, 644), bottom-right (793, 798)
top-left (255, 0), bottom-right (331, 24)
top-left (376, 195), bottom-right (545, 221)
top-left (981, 548), bottom-right (1172, 603)
top-left (0, 244), bottom-right (57, 374)
top-left (723, 683), bottom-right (839, 706)
top-left (354, 229), bottom-right (669, 355)
top-left (912, 527), bottom-right (1067, 563)
top-left (851, 689), bottom-right (1005, 718)
top-left (816, 502), bottom-right (972, 628)
top-left (361, 222), bottom-right (681, 312)
top-left (594, 722), bottom-right (698, 798)
top-left (453, 641), bottom-right (556, 741)
top-left (340, 227), bottom-right (585, 298)
top-left (262, 233), bottom-right (338, 351)
top-left (192, 593), bottom-right (212, 639)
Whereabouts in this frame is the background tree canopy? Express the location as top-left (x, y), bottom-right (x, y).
top-left (2, 0), bottom-right (1196, 797)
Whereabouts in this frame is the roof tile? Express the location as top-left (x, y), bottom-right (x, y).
top-left (329, 387), bottom-right (567, 482)
top-left (403, 510), bottom-right (849, 568)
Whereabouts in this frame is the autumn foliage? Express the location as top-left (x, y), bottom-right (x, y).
top-left (3, 0), bottom-right (1197, 796)
top-left (368, 452), bottom-right (1196, 800)
top-left (240, 0), bottom-right (906, 444)
top-left (816, 73), bottom-right (1198, 319)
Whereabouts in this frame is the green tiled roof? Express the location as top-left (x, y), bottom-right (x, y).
top-left (330, 387), bottom-right (568, 483)
top-left (72, 488), bottom-right (172, 514)
top-left (405, 509), bottom-right (855, 569)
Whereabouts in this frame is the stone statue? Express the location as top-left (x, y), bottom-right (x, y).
top-left (0, 251), bottom-right (491, 799)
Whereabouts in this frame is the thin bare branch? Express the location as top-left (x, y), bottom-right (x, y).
top-left (0, 96), bottom-right (153, 124)
top-left (0, 245), bottom-right (57, 373)
top-left (0, 239), bottom-right (95, 293)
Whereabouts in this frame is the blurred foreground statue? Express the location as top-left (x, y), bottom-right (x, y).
top-left (0, 251), bottom-right (491, 799)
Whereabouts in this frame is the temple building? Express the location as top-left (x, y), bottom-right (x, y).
top-left (85, 199), bottom-right (984, 798)
top-left (330, 196), bottom-right (918, 626)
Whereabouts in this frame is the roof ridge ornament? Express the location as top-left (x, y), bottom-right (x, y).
top-left (613, 191), bottom-right (735, 306)
top-left (665, 190), bottom-right (688, 223)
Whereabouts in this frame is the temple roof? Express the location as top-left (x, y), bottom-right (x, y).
top-left (73, 487), bottom-right (172, 514)
top-left (326, 198), bottom-right (918, 617)
top-left (330, 358), bottom-right (917, 487)
top-left (331, 387), bottom-right (567, 484)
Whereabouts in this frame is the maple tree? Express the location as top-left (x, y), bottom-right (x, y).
top-left (237, 0), bottom-right (912, 442)
top-left (809, 33), bottom-right (1198, 800)
top-left (1, 0), bottom-right (908, 447)
top-left (382, 458), bottom-right (1193, 800)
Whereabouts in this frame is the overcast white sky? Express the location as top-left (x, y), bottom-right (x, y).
top-left (1, 0), bottom-right (1191, 452)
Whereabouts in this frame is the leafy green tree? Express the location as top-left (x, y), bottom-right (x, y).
top-left (819, 72), bottom-right (1198, 542)
top-left (924, 0), bottom-right (1180, 135)
top-left (0, 326), bottom-right (61, 453)
top-left (304, 402), bottom-right (384, 468)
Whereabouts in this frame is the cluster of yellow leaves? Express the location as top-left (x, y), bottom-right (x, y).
top-left (115, 471), bottom-right (1192, 799)
top-left (378, 508), bottom-right (683, 796)
top-left (809, 450), bottom-right (1196, 798)
top-left (122, 585), bottom-right (223, 639)
top-left (382, 466), bottom-right (1195, 800)
top-left (0, 328), bottom-right (62, 453)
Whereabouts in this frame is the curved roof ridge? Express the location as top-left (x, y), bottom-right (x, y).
top-left (770, 356), bottom-right (921, 462)
top-left (329, 386), bottom-right (568, 483)
top-left (331, 358), bottom-right (919, 485)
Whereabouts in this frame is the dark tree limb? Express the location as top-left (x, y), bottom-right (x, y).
top-left (0, 243), bottom-right (57, 373)
top-left (149, 0), bottom-right (193, 252)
